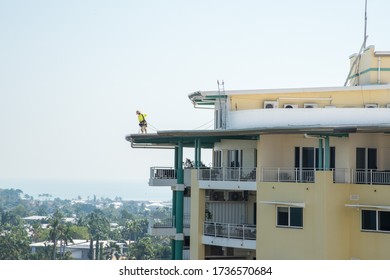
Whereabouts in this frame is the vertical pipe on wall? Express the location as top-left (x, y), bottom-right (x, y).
top-left (378, 56), bottom-right (381, 84)
top-left (324, 136), bottom-right (330, 170)
top-left (318, 138), bottom-right (323, 170)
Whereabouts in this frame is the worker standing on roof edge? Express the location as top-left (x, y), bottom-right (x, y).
top-left (136, 110), bottom-right (147, 134)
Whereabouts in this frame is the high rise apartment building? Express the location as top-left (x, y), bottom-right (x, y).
top-left (126, 45), bottom-right (390, 259)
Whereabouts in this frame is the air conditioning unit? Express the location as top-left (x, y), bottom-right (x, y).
top-left (304, 103), bottom-right (318, 108)
top-left (283, 104), bottom-right (298, 109)
top-left (324, 105), bottom-right (336, 108)
top-left (229, 191), bottom-right (244, 201)
top-left (211, 191), bottom-right (225, 201)
top-left (365, 103), bottom-right (378, 108)
top-left (386, 104), bottom-right (390, 108)
top-left (264, 101), bottom-right (278, 109)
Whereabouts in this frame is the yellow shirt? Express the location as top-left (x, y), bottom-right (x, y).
top-left (137, 113), bottom-right (147, 122)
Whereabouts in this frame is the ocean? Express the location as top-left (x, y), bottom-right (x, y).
top-left (0, 179), bottom-right (172, 201)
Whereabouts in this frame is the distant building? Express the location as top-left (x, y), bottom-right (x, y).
top-left (22, 215), bottom-right (76, 224)
top-left (127, 45), bottom-right (390, 260)
top-left (30, 239), bottom-right (126, 260)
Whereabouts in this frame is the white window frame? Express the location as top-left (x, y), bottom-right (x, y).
top-left (361, 209), bottom-right (390, 233)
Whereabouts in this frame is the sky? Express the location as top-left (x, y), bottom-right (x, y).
top-left (0, 0), bottom-right (389, 200)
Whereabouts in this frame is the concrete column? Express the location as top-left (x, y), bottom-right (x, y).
top-left (194, 139), bottom-right (199, 168)
top-left (189, 172), bottom-right (206, 260)
top-left (171, 147), bottom-right (178, 260)
top-left (194, 138), bottom-right (202, 168)
top-left (174, 140), bottom-right (184, 260)
top-left (198, 139), bottom-right (202, 167)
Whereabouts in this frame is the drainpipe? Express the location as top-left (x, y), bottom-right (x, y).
top-left (378, 56), bottom-right (381, 84)
top-left (324, 136), bottom-right (330, 170)
top-left (304, 134), bottom-right (330, 171)
top-left (318, 138), bottom-right (323, 170)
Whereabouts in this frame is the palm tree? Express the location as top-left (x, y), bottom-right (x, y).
top-left (47, 210), bottom-right (64, 260)
top-left (87, 209), bottom-right (110, 260)
top-left (58, 223), bottom-right (74, 259)
top-left (122, 218), bottom-right (148, 243)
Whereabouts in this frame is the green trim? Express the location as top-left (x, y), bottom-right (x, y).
top-left (195, 102), bottom-right (215, 106)
top-left (192, 95), bottom-right (226, 106)
top-left (348, 67), bottom-right (390, 80)
top-left (171, 191), bottom-right (176, 260)
top-left (174, 141), bottom-right (184, 260)
top-left (128, 134), bottom-right (259, 148)
top-left (204, 95), bottom-right (227, 99)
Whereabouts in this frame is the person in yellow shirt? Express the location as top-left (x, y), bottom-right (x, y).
top-left (136, 110), bottom-right (147, 133)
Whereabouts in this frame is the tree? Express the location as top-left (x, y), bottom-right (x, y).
top-left (30, 220), bottom-right (46, 242)
top-left (58, 222), bottom-right (74, 259)
top-left (0, 188), bottom-right (23, 209)
top-left (47, 210), bottom-right (64, 260)
top-left (68, 225), bottom-right (89, 240)
top-left (0, 222), bottom-right (30, 260)
top-left (127, 236), bottom-right (155, 260)
top-left (87, 209), bottom-right (110, 260)
top-left (122, 218), bottom-right (147, 242)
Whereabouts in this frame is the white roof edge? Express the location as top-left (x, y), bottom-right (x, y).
top-left (260, 201), bottom-right (305, 208)
top-left (345, 204), bottom-right (390, 210)
top-left (375, 51), bottom-right (390, 56)
top-left (195, 84), bottom-right (390, 97)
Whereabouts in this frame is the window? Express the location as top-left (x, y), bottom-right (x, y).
top-left (227, 150), bottom-right (242, 168)
top-left (213, 150), bottom-right (222, 167)
top-left (356, 148), bottom-right (377, 170)
top-left (277, 206), bottom-right (303, 228)
top-left (295, 146), bottom-right (336, 170)
top-left (362, 209), bottom-right (390, 232)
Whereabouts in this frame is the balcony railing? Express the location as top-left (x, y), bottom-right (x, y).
top-left (203, 222), bottom-right (256, 240)
top-left (353, 169), bottom-right (390, 185)
top-left (150, 165), bottom-right (390, 185)
top-left (150, 214), bottom-right (191, 229)
top-left (261, 167), bottom-right (315, 183)
top-left (198, 167), bottom-right (257, 182)
top-left (150, 167), bottom-right (177, 180)
top-left (261, 168), bottom-right (390, 185)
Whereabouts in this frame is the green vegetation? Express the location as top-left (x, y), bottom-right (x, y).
top-left (0, 188), bottom-right (172, 260)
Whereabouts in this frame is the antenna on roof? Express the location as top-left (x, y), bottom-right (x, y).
top-left (344, 0), bottom-right (369, 86)
top-left (363, 0), bottom-right (368, 49)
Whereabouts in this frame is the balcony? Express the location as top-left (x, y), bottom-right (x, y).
top-left (261, 168), bottom-right (390, 185)
top-left (202, 222), bottom-right (256, 249)
top-left (148, 167), bottom-right (194, 186)
top-left (334, 169), bottom-right (390, 185)
top-left (148, 214), bottom-right (190, 236)
top-left (149, 166), bottom-right (390, 187)
top-left (148, 167), bottom-right (177, 186)
top-left (261, 167), bottom-right (315, 183)
top-left (198, 167), bottom-right (257, 190)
